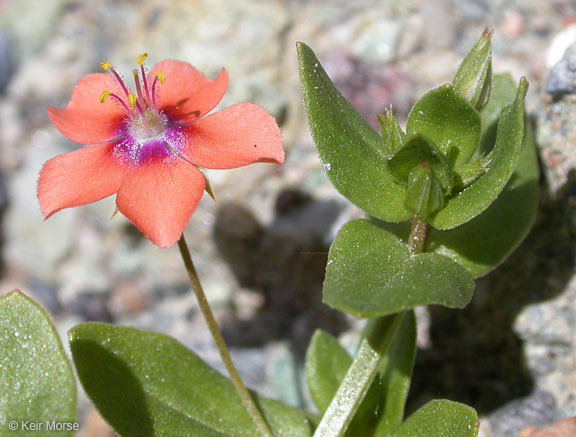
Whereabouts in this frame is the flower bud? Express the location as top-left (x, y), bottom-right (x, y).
top-left (405, 163), bottom-right (446, 219)
top-left (452, 28), bottom-right (493, 110)
top-left (378, 108), bottom-right (405, 156)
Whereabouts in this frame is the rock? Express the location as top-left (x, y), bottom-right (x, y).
top-left (520, 417), bottom-right (576, 437)
top-left (546, 43), bottom-right (576, 96)
top-left (488, 391), bottom-right (557, 437)
top-left (0, 32), bottom-right (14, 93)
top-left (546, 24), bottom-right (576, 69)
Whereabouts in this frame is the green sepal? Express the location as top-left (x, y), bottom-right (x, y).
top-left (387, 135), bottom-right (454, 194)
top-left (323, 219), bottom-right (475, 318)
top-left (406, 84), bottom-right (481, 167)
top-left (453, 157), bottom-right (489, 190)
top-left (387, 134), bottom-right (454, 218)
top-left (452, 28), bottom-right (493, 110)
top-left (297, 41), bottom-right (411, 223)
top-left (378, 108), bottom-right (405, 155)
top-left (405, 164), bottom-right (447, 219)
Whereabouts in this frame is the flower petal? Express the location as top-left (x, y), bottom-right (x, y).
top-left (149, 60), bottom-right (228, 122)
top-left (185, 103), bottom-right (284, 169)
top-left (116, 160), bottom-right (206, 248)
top-left (38, 144), bottom-right (128, 218)
top-left (48, 73), bottom-right (126, 145)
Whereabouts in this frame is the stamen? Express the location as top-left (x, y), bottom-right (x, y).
top-left (128, 94), bottom-right (138, 108)
top-left (100, 60), bottom-right (131, 98)
top-left (151, 72), bottom-right (165, 105)
top-left (132, 69), bottom-right (145, 104)
top-left (136, 53), bottom-right (148, 66)
top-left (100, 90), bottom-right (131, 114)
top-left (128, 93), bottom-right (148, 125)
top-left (99, 90), bottom-right (111, 104)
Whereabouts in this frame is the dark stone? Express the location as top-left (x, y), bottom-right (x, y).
top-left (546, 43), bottom-right (576, 97)
top-left (0, 31), bottom-right (14, 94)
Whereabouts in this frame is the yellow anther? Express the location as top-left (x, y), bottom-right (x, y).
top-left (133, 69), bottom-right (140, 79)
top-left (99, 90), bottom-right (111, 104)
top-left (128, 94), bottom-right (137, 108)
top-left (154, 72), bottom-right (166, 84)
top-left (137, 53), bottom-right (148, 66)
top-left (100, 61), bottom-right (111, 71)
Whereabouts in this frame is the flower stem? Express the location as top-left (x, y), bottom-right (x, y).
top-left (177, 235), bottom-right (274, 437)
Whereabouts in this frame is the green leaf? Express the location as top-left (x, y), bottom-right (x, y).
top-left (306, 330), bottom-right (352, 414)
top-left (305, 330), bottom-right (381, 437)
top-left (425, 121), bottom-right (538, 277)
top-left (312, 314), bottom-right (406, 436)
top-left (406, 85), bottom-right (481, 167)
top-left (378, 75), bottom-right (539, 277)
top-left (70, 323), bottom-right (312, 437)
top-left (297, 41), bottom-right (411, 223)
top-left (381, 79), bottom-right (537, 278)
top-left (324, 220), bottom-right (475, 318)
top-left (307, 314), bottom-right (417, 437)
top-left (373, 310), bottom-right (417, 436)
top-left (0, 291), bottom-right (76, 436)
top-left (395, 400), bottom-right (479, 437)
top-left (478, 72), bottom-right (521, 155)
top-left (452, 28), bottom-right (493, 110)
top-left (428, 77), bottom-right (529, 229)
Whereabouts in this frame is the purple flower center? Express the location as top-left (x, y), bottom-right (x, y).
top-left (113, 111), bottom-right (187, 165)
top-left (100, 54), bottom-right (188, 166)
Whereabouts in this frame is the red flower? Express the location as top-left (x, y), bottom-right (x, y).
top-left (38, 54), bottom-right (284, 248)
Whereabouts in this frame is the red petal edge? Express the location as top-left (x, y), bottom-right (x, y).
top-left (149, 60), bottom-right (228, 122)
top-left (116, 159), bottom-right (206, 248)
top-left (186, 103), bottom-right (284, 170)
top-left (38, 144), bottom-right (127, 218)
top-left (48, 73), bottom-right (126, 145)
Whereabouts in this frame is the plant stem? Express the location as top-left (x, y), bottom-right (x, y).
top-left (408, 215), bottom-right (428, 254)
top-left (312, 312), bottom-right (406, 437)
top-left (177, 235), bottom-right (274, 437)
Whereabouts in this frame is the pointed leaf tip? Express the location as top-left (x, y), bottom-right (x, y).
top-left (297, 41), bottom-right (411, 222)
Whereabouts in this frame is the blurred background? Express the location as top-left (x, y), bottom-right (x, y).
top-left (1, 0), bottom-right (576, 435)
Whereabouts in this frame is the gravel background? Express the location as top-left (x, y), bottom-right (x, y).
top-left (1, 0), bottom-right (576, 436)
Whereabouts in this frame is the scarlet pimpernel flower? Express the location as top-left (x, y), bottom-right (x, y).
top-left (38, 54), bottom-right (284, 247)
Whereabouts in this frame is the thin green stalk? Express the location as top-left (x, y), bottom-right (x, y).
top-left (177, 235), bottom-right (274, 437)
top-left (312, 313), bottom-right (406, 437)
